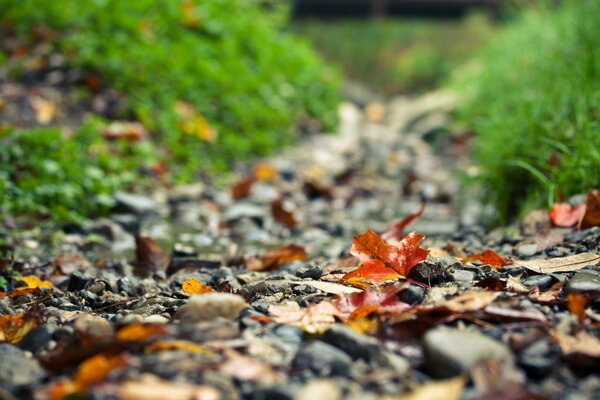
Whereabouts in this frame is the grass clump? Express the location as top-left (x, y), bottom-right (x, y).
top-left (452, 0), bottom-right (600, 222)
top-left (0, 0), bottom-right (340, 180)
top-left (294, 13), bottom-right (495, 94)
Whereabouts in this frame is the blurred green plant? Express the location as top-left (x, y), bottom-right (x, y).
top-left (0, 0), bottom-right (340, 181)
top-left (294, 13), bottom-right (495, 94)
top-left (451, 0), bottom-right (600, 222)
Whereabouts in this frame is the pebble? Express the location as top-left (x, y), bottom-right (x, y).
top-left (449, 269), bottom-right (476, 285)
top-left (0, 343), bottom-right (45, 387)
top-left (296, 379), bottom-right (342, 400)
top-left (114, 192), bottom-right (159, 215)
top-left (407, 261), bottom-right (451, 285)
top-left (173, 293), bottom-right (248, 322)
top-left (398, 283), bottom-right (426, 305)
top-left (295, 264), bottom-right (323, 280)
top-left (522, 274), bottom-right (554, 290)
top-left (518, 339), bottom-right (560, 378)
top-left (292, 341), bottom-right (353, 377)
top-left (322, 324), bottom-right (383, 363)
top-left (423, 327), bottom-right (513, 378)
top-left (67, 271), bottom-right (90, 292)
top-left (516, 243), bottom-right (539, 258)
top-left (564, 270), bottom-right (600, 297)
top-left (19, 323), bottom-right (56, 354)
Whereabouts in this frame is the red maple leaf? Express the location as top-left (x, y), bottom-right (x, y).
top-left (549, 203), bottom-right (586, 227)
top-left (381, 202), bottom-right (426, 243)
top-left (461, 249), bottom-right (512, 269)
top-left (340, 230), bottom-right (429, 285)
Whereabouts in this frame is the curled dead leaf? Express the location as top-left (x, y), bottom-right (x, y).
top-left (271, 198), bottom-right (297, 228)
top-left (461, 249), bottom-right (512, 269)
top-left (250, 244), bottom-right (307, 272)
top-left (181, 278), bottom-right (215, 295)
top-left (516, 252), bottom-right (600, 274)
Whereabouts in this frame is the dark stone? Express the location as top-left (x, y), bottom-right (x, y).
top-left (408, 261), bottom-right (451, 285)
top-left (117, 277), bottom-right (138, 296)
top-left (240, 280), bottom-right (292, 301)
top-left (111, 213), bottom-right (140, 234)
top-left (295, 264), bottom-right (323, 280)
top-left (522, 274), bottom-right (554, 290)
top-left (564, 270), bottom-right (600, 298)
top-left (67, 271), bottom-right (90, 292)
top-left (18, 324), bottom-right (56, 354)
top-left (0, 343), bottom-right (45, 387)
top-left (397, 284), bottom-right (426, 305)
top-left (292, 341), bottom-right (353, 377)
top-left (172, 243), bottom-right (197, 258)
top-left (114, 192), bottom-right (158, 215)
top-left (270, 325), bottom-right (304, 347)
top-left (167, 258), bottom-right (221, 275)
top-left (518, 339), bottom-right (561, 378)
top-left (249, 386), bottom-right (295, 400)
top-left (322, 324), bottom-right (384, 364)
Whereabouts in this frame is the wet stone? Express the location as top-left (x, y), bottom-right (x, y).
top-left (323, 324), bottom-right (384, 364)
top-left (423, 327), bottom-right (512, 379)
top-left (292, 341), bottom-right (353, 377)
top-left (522, 274), bottom-right (554, 290)
top-left (564, 270), bottom-right (600, 298)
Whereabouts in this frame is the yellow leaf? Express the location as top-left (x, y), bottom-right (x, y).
top-left (17, 275), bottom-right (53, 289)
top-left (253, 162), bottom-right (278, 181)
top-left (116, 323), bottom-right (168, 343)
top-left (145, 340), bottom-right (206, 354)
top-left (182, 278), bottom-right (215, 295)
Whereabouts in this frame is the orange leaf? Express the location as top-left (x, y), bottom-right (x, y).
top-left (581, 190), bottom-right (600, 229)
top-left (339, 259), bottom-right (403, 287)
top-left (461, 249), bottom-right (513, 269)
top-left (231, 176), bottom-right (256, 200)
top-left (346, 305), bottom-right (382, 335)
top-left (381, 202), bottom-right (427, 243)
top-left (332, 281), bottom-right (411, 320)
top-left (145, 340), bottom-right (206, 354)
top-left (253, 162), bottom-right (278, 181)
top-left (116, 324), bottom-right (168, 343)
top-left (250, 244), bottom-right (307, 272)
top-left (271, 198), bottom-right (297, 228)
top-left (17, 275), bottom-right (53, 289)
top-left (341, 230), bottom-right (429, 284)
top-left (182, 278), bottom-right (215, 295)
top-left (0, 312), bottom-right (40, 344)
top-left (567, 293), bottom-right (588, 322)
top-left (549, 203), bottom-right (586, 227)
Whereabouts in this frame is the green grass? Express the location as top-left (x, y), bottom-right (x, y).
top-left (0, 0), bottom-right (340, 180)
top-left (294, 13), bottom-right (495, 94)
top-left (451, 0), bottom-right (600, 222)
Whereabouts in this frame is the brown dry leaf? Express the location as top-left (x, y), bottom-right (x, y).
top-left (505, 276), bottom-right (530, 294)
top-left (529, 282), bottom-right (565, 304)
top-left (182, 278), bottom-right (216, 295)
top-left (231, 176), bottom-right (256, 200)
top-left (144, 340), bottom-right (206, 354)
top-left (53, 253), bottom-right (93, 275)
top-left (269, 301), bottom-right (337, 334)
top-left (534, 229), bottom-right (565, 252)
top-left (102, 121), bottom-right (148, 141)
top-left (251, 244), bottom-right (307, 272)
top-left (516, 252), bottom-right (600, 273)
top-left (394, 376), bottom-right (466, 400)
top-left (116, 324), bottom-right (168, 343)
top-left (0, 287), bottom-right (42, 299)
top-left (581, 190), bottom-right (600, 229)
top-left (30, 96), bottom-right (56, 124)
top-left (303, 180), bottom-right (334, 200)
top-left (271, 198), bottom-right (297, 228)
top-left (120, 374), bottom-right (221, 400)
top-left (134, 236), bottom-right (169, 276)
top-left (219, 349), bottom-right (286, 384)
top-left (17, 275), bottom-right (53, 289)
top-left (253, 162), bottom-right (278, 181)
top-left (567, 293), bottom-right (588, 322)
top-left (483, 304), bottom-right (547, 323)
top-left (553, 330), bottom-right (600, 357)
top-left (442, 290), bottom-right (500, 312)
top-left (0, 312), bottom-right (40, 344)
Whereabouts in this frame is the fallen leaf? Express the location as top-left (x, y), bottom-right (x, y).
top-left (529, 282), bottom-right (565, 304)
top-left (0, 312), bottom-right (41, 344)
top-left (581, 190), bottom-right (600, 229)
top-left (396, 376), bottom-right (466, 400)
top-left (332, 282), bottom-right (411, 320)
top-left (303, 180), bottom-right (334, 200)
top-left (269, 301), bottom-right (337, 334)
top-left (505, 276), bottom-right (530, 294)
top-left (0, 287), bottom-right (42, 299)
top-left (381, 202), bottom-right (427, 243)
top-left (144, 340), bottom-right (206, 354)
top-left (340, 230), bottom-right (430, 285)
top-left (182, 278), bottom-right (215, 295)
top-left (102, 121), bottom-right (148, 141)
top-left (271, 198), bottom-right (297, 228)
top-left (250, 244), bottom-right (307, 272)
top-left (516, 252), bottom-right (600, 273)
top-left (567, 293), bottom-right (588, 322)
top-left (253, 162), bottom-right (278, 181)
top-left (30, 96), bottom-right (56, 124)
top-left (475, 277), bottom-right (507, 291)
top-left (17, 275), bottom-right (53, 289)
top-left (346, 305), bottom-right (382, 335)
top-left (461, 249), bottom-right (513, 269)
top-left (53, 253), bottom-right (92, 275)
top-left (339, 259), bottom-right (403, 288)
top-left (549, 202), bottom-right (586, 227)
top-left (483, 304), bottom-right (547, 323)
top-left (116, 324), bottom-right (168, 343)
top-left (134, 236), bottom-right (169, 277)
top-left (534, 229), bottom-right (565, 252)
top-left (299, 280), bottom-right (362, 295)
top-left (441, 290), bottom-right (500, 312)
top-left (231, 176), bottom-right (256, 200)
top-left (120, 374), bottom-right (221, 400)
top-left (552, 330), bottom-right (600, 358)
top-left (174, 101), bottom-right (216, 142)
top-left (219, 349), bottom-right (286, 384)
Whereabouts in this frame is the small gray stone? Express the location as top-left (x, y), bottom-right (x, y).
top-left (516, 243), bottom-right (539, 258)
top-left (397, 284), bottom-right (426, 305)
top-left (449, 269), bottom-right (476, 285)
top-left (564, 270), bottom-right (600, 297)
top-left (19, 324), bottom-right (56, 354)
top-left (0, 344), bottom-right (45, 386)
top-left (323, 324), bottom-right (383, 363)
top-left (295, 264), bottom-right (323, 280)
top-left (423, 327), bottom-right (512, 378)
top-left (522, 274), bottom-right (554, 290)
top-left (292, 341), bottom-right (353, 377)
top-left (114, 192), bottom-right (158, 215)
top-left (174, 293), bottom-right (248, 322)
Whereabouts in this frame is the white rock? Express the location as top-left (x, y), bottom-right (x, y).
top-left (174, 293), bottom-right (248, 322)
